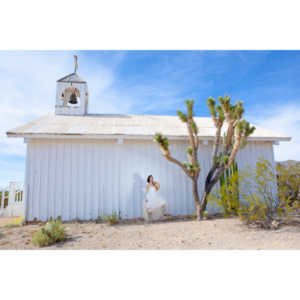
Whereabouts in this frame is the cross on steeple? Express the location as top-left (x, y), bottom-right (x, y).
top-left (74, 55), bottom-right (78, 73)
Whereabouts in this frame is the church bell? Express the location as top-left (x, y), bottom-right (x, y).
top-left (69, 92), bottom-right (78, 104)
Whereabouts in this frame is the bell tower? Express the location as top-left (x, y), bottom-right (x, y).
top-left (55, 55), bottom-right (88, 115)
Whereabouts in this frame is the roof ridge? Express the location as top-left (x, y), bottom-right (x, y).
top-left (79, 113), bottom-right (212, 119)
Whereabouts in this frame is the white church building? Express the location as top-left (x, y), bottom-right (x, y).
top-left (7, 58), bottom-right (291, 221)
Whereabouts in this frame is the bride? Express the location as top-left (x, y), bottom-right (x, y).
top-left (144, 175), bottom-right (167, 221)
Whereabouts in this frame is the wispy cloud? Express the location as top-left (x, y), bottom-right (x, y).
top-left (0, 51), bottom-right (127, 156)
top-left (248, 103), bottom-right (300, 161)
top-left (1, 51), bottom-right (299, 186)
top-left (0, 51), bottom-right (190, 186)
top-left (0, 51), bottom-right (130, 186)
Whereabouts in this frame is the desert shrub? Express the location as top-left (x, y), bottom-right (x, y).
top-left (32, 229), bottom-right (52, 246)
top-left (209, 158), bottom-right (299, 229)
top-left (208, 162), bottom-right (240, 217)
top-left (276, 161), bottom-right (300, 214)
top-left (104, 213), bottom-right (119, 225)
top-left (32, 216), bottom-right (66, 247)
top-left (237, 159), bottom-right (280, 228)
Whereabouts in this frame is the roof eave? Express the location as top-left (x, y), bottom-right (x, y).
top-left (6, 132), bottom-right (292, 142)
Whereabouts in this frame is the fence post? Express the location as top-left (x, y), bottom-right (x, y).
top-left (8, 182), bottom-right (17, 206)
top-left (1, 189), bottom-right (5, 209)
top-left (24, 184), bottom-right (29, 221)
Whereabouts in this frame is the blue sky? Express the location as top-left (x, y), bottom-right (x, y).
top-left (0, 50), bottom-right (299, 187)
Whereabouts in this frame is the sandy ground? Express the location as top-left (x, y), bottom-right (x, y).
top-left (1, 216), bottom-right (300, 250)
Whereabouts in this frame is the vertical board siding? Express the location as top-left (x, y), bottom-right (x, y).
top-left (235, 141), bottom-right (277, 203)
top-left (25, 139), bottom-right (276, 221)
top-left (25, 142), bottom-right (33, 220)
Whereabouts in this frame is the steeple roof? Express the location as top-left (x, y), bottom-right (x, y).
top-left (57, 72), bottom-right (86, 84)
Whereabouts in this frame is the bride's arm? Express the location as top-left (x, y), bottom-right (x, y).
top-left (154, 181), bottom-right (160, 191)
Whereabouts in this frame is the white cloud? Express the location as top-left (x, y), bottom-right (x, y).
top-left (0, 51), bottom-right (185, 186)
top-left (0, 51), bottom-right (130, 186)
top-left (0, 51), bottom-right (128, 157)
top-left (2, 51), bottom-right (298, 188)
top-left (248, 103), bottom-right (300, 161)
top-left (0, 52), bottom-right (69, 157)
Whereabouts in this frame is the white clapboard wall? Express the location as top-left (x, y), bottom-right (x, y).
top-left (24, 138), bottom-right (276, 221)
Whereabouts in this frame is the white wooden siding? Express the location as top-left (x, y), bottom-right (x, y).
top-left (24, 139), bottom-right (275, 221)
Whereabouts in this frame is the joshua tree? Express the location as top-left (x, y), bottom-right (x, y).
top-left (154, 100), bottom-right (201, 215)
top-left (199, 96), bottom-right (255, 218)
top-left (154, 96), bottom-right (255, 220)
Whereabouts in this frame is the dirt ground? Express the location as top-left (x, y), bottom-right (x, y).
top-left (1, 216), bottom-right (300, 250)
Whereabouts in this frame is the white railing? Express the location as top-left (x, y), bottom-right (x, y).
top-left (0, 182), bottom-right (24, 217)
top-left (0, 187), bottom-right (9, 210)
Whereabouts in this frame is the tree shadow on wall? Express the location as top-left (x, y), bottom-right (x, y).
top-left (131, 173), bottom-right (145, 218)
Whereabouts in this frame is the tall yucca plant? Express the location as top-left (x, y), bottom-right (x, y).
top-left (199, 96), bottom-right (256, 218)
top-left (154, 96), bottom-right (255, 220)
top-left (154, 100), bottom-right (201, 216)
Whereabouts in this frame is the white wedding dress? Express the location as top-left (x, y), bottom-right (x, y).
top-left (144, 186), bottom-right (166, 221)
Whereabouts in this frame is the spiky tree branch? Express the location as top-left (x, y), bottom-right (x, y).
top-left (153, 100), bottom-right (201, 213)
top-left (153, 96), bottom-right (255, 220)
top-left (199, 95), bottom-right (255, 218)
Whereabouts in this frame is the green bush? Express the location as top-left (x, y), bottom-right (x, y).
top-left (32, 229), bottom-right (53, 246)
top-left (208, 161), bottom-right (240, 217)
top-left (104, 213), bottom-right (119, 225)
top-left (276, 161), bottom-right (300, 214)
top-left (237, 159), bottom-right (279, 228)
top-left (32, 216), bottom-right (66, 247)
top-left (209, 158), bottom-right (299, 229)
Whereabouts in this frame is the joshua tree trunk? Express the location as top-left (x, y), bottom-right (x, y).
top-left (192, 178), bottom-right (201, 220)
top-left (199, 191), bottom-right (209, 218)
top-left (199, 166), bottom-right (225, 218)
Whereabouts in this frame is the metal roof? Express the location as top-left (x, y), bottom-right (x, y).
top-left (6, 113), bottom-right (291, 142)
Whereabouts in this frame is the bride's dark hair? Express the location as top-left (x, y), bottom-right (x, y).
top-left (147, 175), bottom-right (153, 183)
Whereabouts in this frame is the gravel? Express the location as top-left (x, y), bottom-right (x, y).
top-left (1, 217), bottom-right (300, 250)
